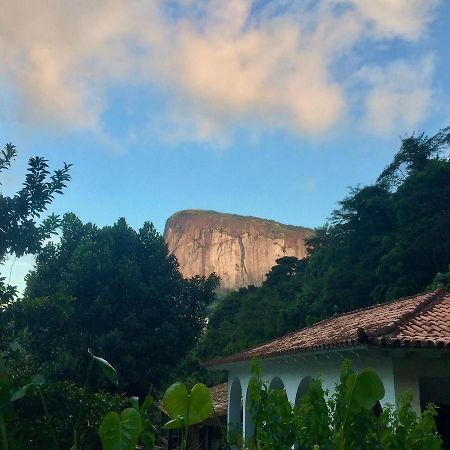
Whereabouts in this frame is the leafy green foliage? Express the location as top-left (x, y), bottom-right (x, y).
top-left (0, 143), bottom-right (71, 305)
top-left (246, 371), bottom-right (296, 450)
top-left (163, 382), bottom-right (213, 428)
top-left (245, 362), bottom-right (442, 450)
top-left (162, 381), bottom-right (213, 450)
top-left (89, 349), bottom-right (118, 387)
top-left (3, 350), bottom-right (125, 450)
top-left (12, 214), bottom-right (219, 394)
top-left (346, 368), bottom-right (385, 410)
top-left (99, 408), bottom-right (142, 450)
top-left (197, 127), bottom-right (450, 364)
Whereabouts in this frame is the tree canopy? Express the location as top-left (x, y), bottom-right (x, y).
top-left (14, 214), bottom-right (219, 394)
top-left (0, 143), bottom-right (71, 303)
top-left (198, 127), bottom-right (450, 364)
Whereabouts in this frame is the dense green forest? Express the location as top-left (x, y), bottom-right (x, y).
top-left (0, 147), bottom-right (219, 447)
top-left (193, 127), bottom-right (450, 368)
top-left (0, 127), bottom-right (449, 447)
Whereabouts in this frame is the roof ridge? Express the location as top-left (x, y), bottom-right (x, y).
top-left (365, 288), bottom-right (445, 340)
top-left (204, 288), bottom-right (447, 368)
top-left (237, 288), bottom-right (445, 348)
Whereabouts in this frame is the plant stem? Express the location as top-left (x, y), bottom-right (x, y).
top-left (74, 360), bottom-right (94, 448)
top-left (182, 394), bottom-right (191, 450)
top-left (340, 374), bottom-right (358, 450)
top-left (181, 424), bottom-right (187, 450)
top-left (0, 407), bottom-right (9, 450)
top-left (38, 387), bottom-right (61, 450)
top-left (212, 404), bottom-right (231, 450)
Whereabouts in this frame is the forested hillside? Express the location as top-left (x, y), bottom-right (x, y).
top-left (1, 128), bottom-right (450, 447)
top-left (195, 127), bottom-right (450, 366)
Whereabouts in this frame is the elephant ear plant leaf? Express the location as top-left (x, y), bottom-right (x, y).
top-left (347, 368), bottom-right (385, 410)
top-left (99, 408), bottom-right (142, 450)
top-left (99, 391), bottom-right (156, 450)
top-left (162, 382), bottom-right (213, 450)
top-left (163, 382), bottom-right (188, 429)
top-left (88, 349), bottom-right (118, 386)
top-left (10, 373), bottom-right (45, 402)
top-left (339, 367), bottom-right (385, 450)
top-left (188, 384), bottom-right (213, 425)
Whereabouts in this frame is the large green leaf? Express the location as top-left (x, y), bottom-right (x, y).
top-left (140, 429), bottom-right (155, 450)
top-left (10, 373), bottom-right (45, 402)
top-left (188, 383), bottom-right (213, 425)
top-left (163, 382), bottom-right (188, 420)
top-left (88, 349), bottom-right (118, 386)
top-left (99, 408), bottom-right (142, 450)
top-left (31, 374), bottom-right (45, 386)
top-left (346, 369), bottom-right (385, 410)
top-left (10, 383), bottom-right (32, 402)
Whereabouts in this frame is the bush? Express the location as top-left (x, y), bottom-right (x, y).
top-left (12, 381), bottom-right (125, 450)
top-left (245, 361), bottom-right (443, 450)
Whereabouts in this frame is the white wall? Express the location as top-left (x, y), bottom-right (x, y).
top-left (393, 353), bottom-right (450, 414)
top-left (225, 348), bottom-right (397, 440)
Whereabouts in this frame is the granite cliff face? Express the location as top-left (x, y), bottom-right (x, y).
top-left (164, 210), bottom-right (313, 290)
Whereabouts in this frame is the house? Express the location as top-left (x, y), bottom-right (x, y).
top-left (205, 287), bottom-right (450, 445)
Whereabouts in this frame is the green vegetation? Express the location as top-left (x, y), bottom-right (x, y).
top-left (1, 127), bottom-right (449, 447)
top-left (162, 382), bottom-right (214, 450)
top-left (243, 361), bottom-right (442, 450)
top-left (0, 143), bottom-right (71, 304)
top-left (11, 213), bottom-right (218, 394)
top-left (198, 127), bottom-right (450, 364)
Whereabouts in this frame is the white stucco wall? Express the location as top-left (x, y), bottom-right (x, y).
top-left (221, 348), bottom-right (450, 441)
top-left (222, 347), bottom-right (398, 440)
top-left (393, 351), bottom-right (450, 413)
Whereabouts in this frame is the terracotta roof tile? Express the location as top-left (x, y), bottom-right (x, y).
top-left (205, 288), bottom-right (450, 367)
top-left (209, 383), bottom-right (228, 416)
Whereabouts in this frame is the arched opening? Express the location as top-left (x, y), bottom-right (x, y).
top-left (228, 377), bottom-right (243, 445)
top-left (244, 387), bottom-right (254, 442)
top-left (269, 376), bottom-right (285, 391)
top-left (295, 376), bottom-right (312, 406)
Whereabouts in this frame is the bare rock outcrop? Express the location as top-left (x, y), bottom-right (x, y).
top-left (164, 210), bottom-right (313, 290)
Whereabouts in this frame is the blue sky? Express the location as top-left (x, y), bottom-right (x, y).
top-left (1, 0), bottom-right (450, 290)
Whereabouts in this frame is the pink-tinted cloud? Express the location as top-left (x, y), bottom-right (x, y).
top-left (0, 0), bottom-right (440, 143)
top-left (360, 57), bottom-right (433, 134)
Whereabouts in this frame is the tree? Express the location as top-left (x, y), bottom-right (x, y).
top-left (15, 214), bottom-right (219, 394)
top-left (0, 143), bottom-right (71, 304)
top-left (377, 127), bottom-right (450, 189)
top-left (195, 126), bottom-right (450, 369)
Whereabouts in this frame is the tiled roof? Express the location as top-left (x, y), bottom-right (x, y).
top-left (205, 288), bottom-right (450, 367)
top-left (209, 383), bottom-right (228, 416)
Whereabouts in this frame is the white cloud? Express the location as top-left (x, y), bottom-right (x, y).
top-left (0, 0), bottom-right (441, 143)
top-left (360, 57), bottom-right (433, 134)
top-left (346, 0), bottom-right (439, 41)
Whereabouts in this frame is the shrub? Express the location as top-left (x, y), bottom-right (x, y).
top-left (245, 361), bottom-right (442, 450)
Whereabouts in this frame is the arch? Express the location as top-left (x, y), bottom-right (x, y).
top-left (269, 376), bottom-right (285, 391)
top-left (295, 376), bottom-right (313, 406)
top-left (228, 377), bottom-right (243, 441)
top-left (244, 386), bottom-right (255, 442)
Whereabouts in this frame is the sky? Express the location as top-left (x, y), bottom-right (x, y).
top-left (1, 0), bottom-right (450, 290)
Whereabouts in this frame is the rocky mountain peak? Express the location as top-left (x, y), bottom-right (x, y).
top-left (164, 210), bottom-right (313, 290)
